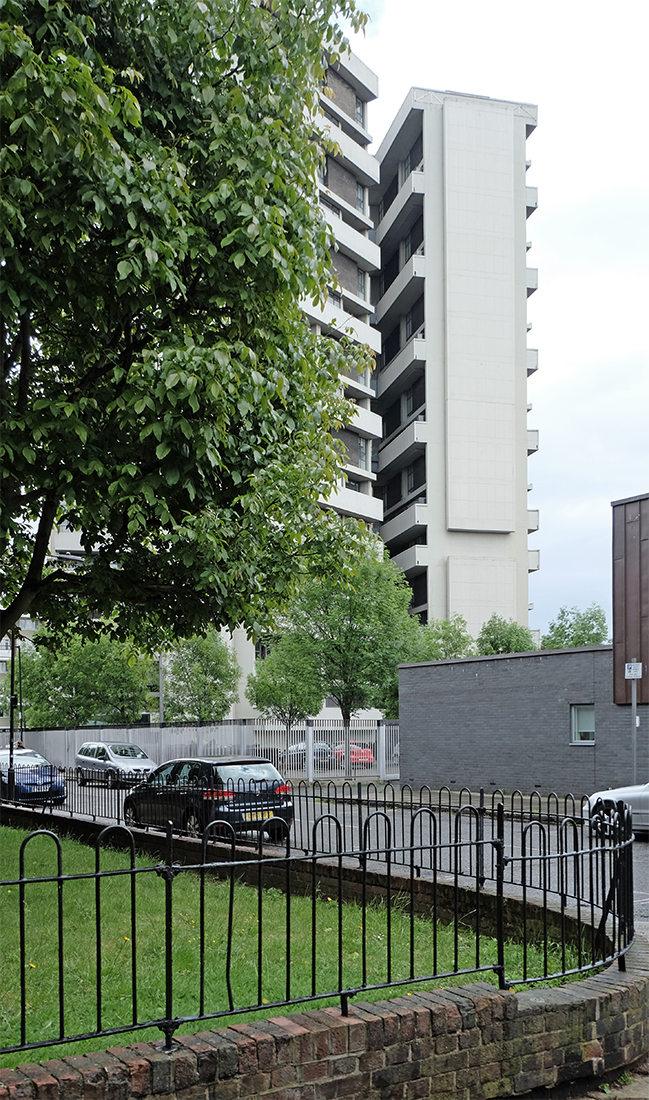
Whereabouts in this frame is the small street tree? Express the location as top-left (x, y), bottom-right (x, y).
top-left (378, 613), bottom-right (475, 718)
top-left (7, 633), bottom-right (154, 728)
top-left (1, 0), bottom-right (369, 649)
top-left (541, 604), bottom-right (609, 649)
top-left (245, 634), bottom-right (324, 756)
top-left (286, 549), bottom-right (417, 772)
top-left (164, 629), bottom-right (240, 723)
top-left (476, 614), bottom-right (536, 656)
top-left (419, 615), bottom-right (475, 662)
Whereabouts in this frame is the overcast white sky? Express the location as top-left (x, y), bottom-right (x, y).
top-left (345, 0), bottom-right (649, 637)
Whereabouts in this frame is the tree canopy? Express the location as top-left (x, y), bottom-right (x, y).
top-left (163, 628), bottom-right (240, 723)
top-left (475, 614), bottom-right (536, 656)
top-left (378, 613), bottom-right (475, 718)
top-left (541, 604), bottom-right (609, 650)
top-left (284, 548), bottom-right (417, 726)
top-left (418, 615), bottom-right (475, 662)
top-left (5, 633), bottom-right (154, 728)
top-left (245, 633), bottom-right (324, 734)
top-left (0, 0), bottom-right (369, 648)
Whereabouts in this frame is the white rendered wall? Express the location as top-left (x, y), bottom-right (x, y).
top-left (443, 99), bottom-right (517, 535)
top-left (417, 92), bottom-right (534, 628)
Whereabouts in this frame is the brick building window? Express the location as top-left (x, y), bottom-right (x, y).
top-left (571, 704), bottom-right (595, 743)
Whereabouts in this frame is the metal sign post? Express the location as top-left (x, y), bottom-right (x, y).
top-left (625, 661), bottom-right (642, 784)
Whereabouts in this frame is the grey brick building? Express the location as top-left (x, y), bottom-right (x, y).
top-left (398, 645), bottom-right (648, 795)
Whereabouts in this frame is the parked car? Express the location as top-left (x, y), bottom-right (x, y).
top-left (332, 742), bottom-right (375, 767)
top-left (278, 742), bottom-right (333, 769)
top-left (75, 741), bottom-right (156, 787)
top-left (0, 748), bottom-right (66, 805)
top-left (122, 756), bottom-right (293, 839)
top-left (588, 782), bottom-right (649, 836)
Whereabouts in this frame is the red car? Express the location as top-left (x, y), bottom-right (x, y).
top-left (332, 742), bottom-right (375, 766)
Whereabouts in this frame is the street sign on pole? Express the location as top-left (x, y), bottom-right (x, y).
top-left (625, 660), bottom-right (642, 784)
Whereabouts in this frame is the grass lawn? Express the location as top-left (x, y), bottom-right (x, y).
top-left (0, 824), bottom-right (585, 1069)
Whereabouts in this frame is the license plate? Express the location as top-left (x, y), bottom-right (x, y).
top-left (244, 810), bottom-right (273, 821)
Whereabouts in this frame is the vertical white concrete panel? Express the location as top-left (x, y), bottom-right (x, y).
top-left (443, 100), bottom-right (517, 534)
top-left (447, 555), bottom-right (517, 637)
top-left (221, 626), bottom-right (258, 720)
top-left (421, 102), bottom-right (450, 623)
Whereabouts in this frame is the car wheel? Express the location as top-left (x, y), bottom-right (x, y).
top-left (184, 810), bottom-right (203, 838)
top-left (76, 768), bottom-right (87, 787)
top-left (124, 802), bottom-right (139, 827)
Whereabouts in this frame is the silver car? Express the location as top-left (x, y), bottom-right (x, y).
top-left (588, 782), bottom-right (649, 836)
top-left (75, 741), bottom-right (156, 787)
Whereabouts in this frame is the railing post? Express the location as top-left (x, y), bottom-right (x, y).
top-left (357, 781), bottom-right (366, 868)
top-left (377, 720), bottom-right (386, 781)
top-left (305, 720), bottom-right (314, 784)
top-left (477, 786), bottom-right (485, 886)
top-left (494, 802), bottom-right (507, 989)
top-left (153, 822), bottom-right (179, 1051)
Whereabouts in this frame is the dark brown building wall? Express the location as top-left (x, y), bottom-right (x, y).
top-left (326, 68), bottom-right (357, 120)
top-left (326, 157), bottom-right (358, 208)
top-left (612, 493), bottom-right (649, 704)
top-left (330, 250), bottom-right (358, 294)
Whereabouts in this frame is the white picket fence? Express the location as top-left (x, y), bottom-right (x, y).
top-left (19, 718), bottom-right (400, 782)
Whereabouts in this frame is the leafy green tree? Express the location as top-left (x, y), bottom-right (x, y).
top-left (541, 604), bottom-right (609, 650)
top-left (419, 615), bottom-right (475, 661)
top-left (379, 613), bottom-right (475, 718)
top-left (0, 0), bottom-right (369, 648)
top-left (7, 634), bottom-right (154, 728)
top-left (245, 634), bottom-right (324, 749)
top-left (286, 549), bottom-right (418, 767)
top-left (476, 614), bottom-right (536, 656)
top-left (164, 629), bottom-right (240, 723)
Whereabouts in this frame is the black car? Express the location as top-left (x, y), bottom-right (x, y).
top-left (277, 741), bottom-right (333, 769)
top-left (122, 756), bottom-right (293, 840)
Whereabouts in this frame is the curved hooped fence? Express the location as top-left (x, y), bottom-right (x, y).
top-left (0, 785), bottom-right (635, 1059)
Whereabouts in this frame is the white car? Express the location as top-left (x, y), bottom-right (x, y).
top-left (75, 741), bottom-right (156, 787)
top-left (588, 782), bottom-right (649, 836)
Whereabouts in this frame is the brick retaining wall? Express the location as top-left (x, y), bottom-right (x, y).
top-left (1, 933), bottom-right (647, 1100)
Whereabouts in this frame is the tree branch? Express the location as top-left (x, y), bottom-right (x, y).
top-left (0, 492), bottom-right (60, 638)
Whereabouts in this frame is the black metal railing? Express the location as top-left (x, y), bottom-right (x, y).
top-left (0, 792), bottom-right (634, 1057)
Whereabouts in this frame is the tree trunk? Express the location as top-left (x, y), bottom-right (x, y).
top-left (342, 709), bottom-right (351, 779)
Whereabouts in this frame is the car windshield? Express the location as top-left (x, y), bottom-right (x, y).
top-left (213, 763), bottom-right (283, 786)
top-left (0, 751), bottom-right (50, 766)
top-left (109, 744), bottom-right (148, 759)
